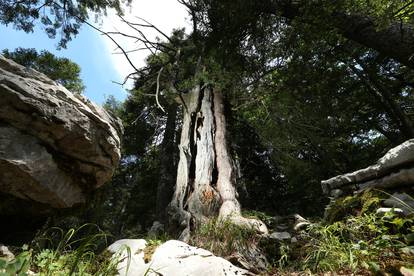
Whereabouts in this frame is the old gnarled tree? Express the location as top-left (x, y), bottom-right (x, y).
top-left (167, 84), bottom-right (267, 241)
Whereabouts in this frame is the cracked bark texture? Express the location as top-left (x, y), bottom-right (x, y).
top-left (167, 85), bottom-right (267, 241)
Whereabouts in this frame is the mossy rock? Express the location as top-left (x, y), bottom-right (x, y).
top-left (143, 244), bottom-right (158, 264)
top-left (324, 189), bottom-right (384, 224)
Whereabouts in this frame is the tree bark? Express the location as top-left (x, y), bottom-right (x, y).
top-left (167, 85), bottom-right (267, 241)
top-left (213, 90), bottom-right (267, 232)
top-left (167, 85), bottom-right (221, 241)
top-left (262, 0), bottom-right (414, 69)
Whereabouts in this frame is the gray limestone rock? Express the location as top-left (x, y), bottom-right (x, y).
top-left (376, 207), bottom-right (404, 215)
top-left (0, 244), bottom-right (14, 261)
top-left (321, 139), bottom-right (414, 195)
top-left (0, 55), bottom-right (122, 209)
top-left (107, 239), bottom-right (252, 276)
top-left (269, 231), bottom-right (292, 240)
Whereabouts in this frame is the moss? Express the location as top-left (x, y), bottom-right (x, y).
top-left (140, 238), bottom-right (165, 264)
top-left (324, 189), bottom-right (384, 224)
top-left (89, 249), bottom-right (116, 275)
top-left (143, 244), bottom-right (158, 264)
top-left (361, 195), bottom-right (381, 214)
top-left (324, 195), bottom-right (358, 224)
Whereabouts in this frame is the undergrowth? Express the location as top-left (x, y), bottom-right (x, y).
top-left (2, 191), bottom-right (414, 275)
top-left (190, 217), bottom-right (259, 257)
top-left (274, 191), bottom-right (414, 275)
top-left (302, 212), bottom-right (413, 272)
top-left (0, 224), bottom-right (125, 276)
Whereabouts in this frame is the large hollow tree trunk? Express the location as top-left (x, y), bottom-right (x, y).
top-left (167, 85), bottom-right (267, 241)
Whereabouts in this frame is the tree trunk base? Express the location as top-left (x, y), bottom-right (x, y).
top-left (167, 85), bottom-right (268, 240)
top-left (222, 214), bottom-right (268, 234)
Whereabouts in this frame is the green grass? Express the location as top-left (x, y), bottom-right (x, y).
top-left (190, 217), bottom-right (259, 257)
top-left (0, 224), bottom-right (125, 276)
top-left (275, 207), bottom-right (414, 274)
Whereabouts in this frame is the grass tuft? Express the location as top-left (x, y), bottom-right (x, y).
top-left (190, 217), bottom-right (259, 258)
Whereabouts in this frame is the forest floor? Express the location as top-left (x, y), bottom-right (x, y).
top-left (1, 190), bottom-right (413, 275)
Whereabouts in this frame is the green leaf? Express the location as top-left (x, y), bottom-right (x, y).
top-left (391, 217), bottom-right (405, 229)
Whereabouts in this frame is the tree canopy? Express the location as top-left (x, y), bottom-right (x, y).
top-left (0, 0), bottom-right (131, 48)
top-left (3, 47), bottom-right (85, 94)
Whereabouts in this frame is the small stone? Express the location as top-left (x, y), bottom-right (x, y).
top-left (376, 207), bottom-right (404, 215)
top-left (293, 214), bottom-right (307, 222)
top-left (269, 232), bottom-right (291, 240)
top-left (0, 244), bottom-right (15, 261)
top-left (275, 224), bottom-right (289, 231)
top-left (294, 221), bottom-right (311, 231)
top-left (400, 266), bottom-right (414, 276)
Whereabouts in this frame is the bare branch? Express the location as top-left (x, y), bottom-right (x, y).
top-left (118, 15), bottom-right (177, 53)
top-left (112, 47), bottom-right (148, 55)
top-left (133, 16), bottom-right (174, 44)
top-left (51, 1), bottom-right (141, 73)
top-left (155, 67), bottom-right (166, 113)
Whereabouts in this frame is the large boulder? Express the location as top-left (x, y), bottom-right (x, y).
top-left (0, 55), bottom-right (122, 209)
top-left (107, 239), bottom-right (252, 276)
top-left (321, 139), bottom-right (414, 197)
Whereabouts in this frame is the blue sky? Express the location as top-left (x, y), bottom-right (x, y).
top-left (0, 23), bottom-right (128, 104)
top-left (0, 1), bottom-right (189, 105)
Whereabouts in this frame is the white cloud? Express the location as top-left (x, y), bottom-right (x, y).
top-left (99, 0), bottom-right (191, 88)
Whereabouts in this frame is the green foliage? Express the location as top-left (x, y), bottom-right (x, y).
top-left (305, 213), bottom-right (413, 272)
top-left (30, 224), bottom-right (118, 276)
top-left (0, 246), bottom-right (31, 276)
top-left (324, 189), bottom-right (384, 224)
top-left (0, 0), bottom-right (131, 48)
top-left (0, 225), bottom-right (125, 276)
top-left (340, 0), bottom-right (414, 24)
top-left (276, 210), bottom-right (414, 274)
top-left (103, 95), bottom-right (123, 117)
top-left (238, 18), bottom-right (413, 214)
top-left (3, 47), bottom-right (85, 94)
